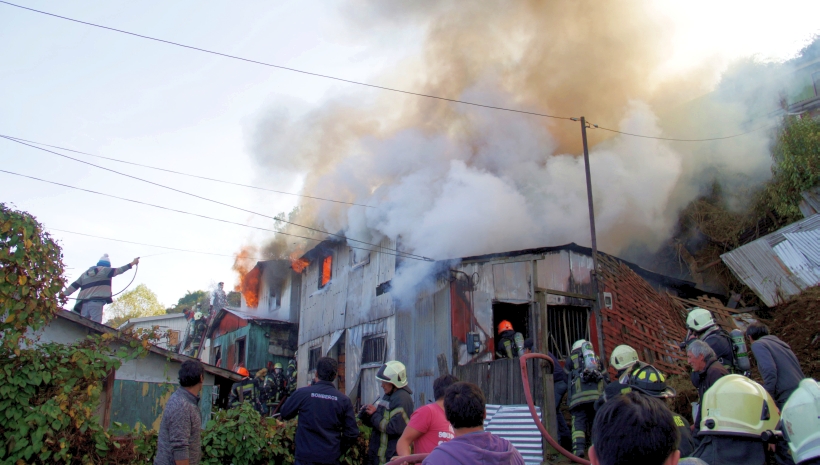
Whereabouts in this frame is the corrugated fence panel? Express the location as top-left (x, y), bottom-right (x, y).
top-left (485, 405), bottom-right (544, 465)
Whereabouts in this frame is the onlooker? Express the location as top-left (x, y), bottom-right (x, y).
top-left (396, 374), bottom-right (458, 457)
top-left (524, 338), bottom-right (571, 450)
top-left (589, 392), bottom-right (680, 465)
top-left (422, 382), bottom-right (525, 465)
top-left (154, 360), bottom-right (205, 465)
top-left (280, 357), bottom-right (359, 465)
top-left (361, 361), bottom-right (415, 465)
top-left (747, 322), bottom-right (805, 465)
top-left (687, 340), bottom-right (728, 435)
top-left (63, 253), bottom-right (139, 323)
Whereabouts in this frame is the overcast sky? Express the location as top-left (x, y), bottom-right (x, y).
top-left (2, 0), bottom-right (818, 313)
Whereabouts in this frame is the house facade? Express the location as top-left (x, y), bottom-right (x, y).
top-left (118, 313), bottom-right (188, 351)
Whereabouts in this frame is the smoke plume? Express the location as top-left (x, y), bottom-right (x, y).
top-left (243, 1), bottom-right (795, 294)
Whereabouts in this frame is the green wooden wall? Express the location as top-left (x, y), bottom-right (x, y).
top-left (110, 380), bottom-right (213, 430)
top-left (212, 323), bottom-right (289, 373)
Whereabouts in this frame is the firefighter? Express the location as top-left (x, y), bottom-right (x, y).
top-left (229, 367), bottom-right (255, 408)
top-left (360, 360), bottom-right (415, 465)
top-left (270, 362), bottom-right (288, 402)
top-left (252, 368), bottom-right (274, 415)
top-left (685, 308), bottom-right (736, 373)
top-left (495, 320), bottom-right (524, 359)
top-left (691, 374), bottom-right (780, 465)
top-left (286, 355), bottom-right (298, 395)
top-left (780, 378), bottom-right (820, 465)
top-left (566, 339), bottom-right (607, 458)
top-left (599, 344), bottom-right (645, 405)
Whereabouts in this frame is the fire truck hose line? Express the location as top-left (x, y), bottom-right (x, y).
top-left (519, 352), bottom-right (591, 465)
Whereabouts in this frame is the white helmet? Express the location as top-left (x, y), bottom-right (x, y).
top-left (375, 361), bottom-right (408, 388)
top-left (686, 308), bottom-right (715, 332)
top-left (781, 378), bottom-right (820, 464)
top-left (610, 345), bottom-right (640, 371)
top-left (572, 339), bottom-right (588, 352)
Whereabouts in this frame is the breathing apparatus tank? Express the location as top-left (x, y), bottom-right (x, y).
top-left (731, 328), bottom-right (752, 373)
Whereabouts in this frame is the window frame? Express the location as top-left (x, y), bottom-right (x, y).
top-left (361, 334), bottom-right (386, 368)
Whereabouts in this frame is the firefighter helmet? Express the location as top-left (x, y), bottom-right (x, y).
top-left (572, 339), bottom-right (588, 352)
top-left (376, 361), bottom-right (408, 388)
top-left (700, 374), bottom-right (779, 438)
top-left (610, 345), bottom-right (640, 371)
top-left (686, 308), bottom-right (716, 332)
top-left (628, 364), bottom-right (676, 398)
top-left (237, 367), bottom-right (250, 377)
top-left (780, 378), bottom-right (820, 464)
top-left (274, 362), bottom-right (283, 370)
top-left (498, 320), bottom-right (514, 333)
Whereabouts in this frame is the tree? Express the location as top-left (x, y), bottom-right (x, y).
top-left (105, 283), bottom-right (165, 328)
top-left (166, 289), bottom-right (208, 313)
top-left (765, 115), bottom-right (820, 221)
top-left (227, 290), bottom-right (241, 307)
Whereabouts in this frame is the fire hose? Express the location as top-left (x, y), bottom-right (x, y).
top-left (386, 353), bottom-right (590, 465)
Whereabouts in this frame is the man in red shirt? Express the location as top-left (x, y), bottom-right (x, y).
top-left (396, 374), bottom-right (459, 456)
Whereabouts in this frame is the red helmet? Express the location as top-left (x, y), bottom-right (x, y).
top-left (498, 320), bottom-right (513, 333)
top-left (237, 367), bottom-right (250, 377)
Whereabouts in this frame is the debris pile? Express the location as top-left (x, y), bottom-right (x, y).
top-left (767, 286), bottom-right (820, 380)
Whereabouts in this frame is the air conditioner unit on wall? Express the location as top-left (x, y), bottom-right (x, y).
top-left (603, 292), bottom-right (613, 309)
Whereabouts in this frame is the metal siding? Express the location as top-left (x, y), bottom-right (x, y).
top-left (484, 405), bottom-right (543, 465)
top-left (111, 381), bottom-right (213, 430)
top-left (492, 261), bottom-right (531, 303)
top-left (773, 241), bottom-right (820, 287)
top-left (245, 324), bottom-right (290, 372)
top-left (212, 325), bottom-right (251, 370)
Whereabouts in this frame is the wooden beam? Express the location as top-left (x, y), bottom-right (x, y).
top-left (535, 287), bottom-right (596, 301)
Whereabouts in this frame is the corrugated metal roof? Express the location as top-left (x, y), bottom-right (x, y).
top-left (722, 214), bottom-right (820, 307)
top-left (484, 405), bottom-right (543, 465)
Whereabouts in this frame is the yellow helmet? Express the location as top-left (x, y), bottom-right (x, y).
top-left (274, 362), bottom-right (283, 370)
top-left (700, 374), bottom-right (779, 438)
top-left (376, 361), bottom-right (408, 388)
top-left (780, 378), bottom-right (820, 464)
top-left (610, 345), bottom-right (640, 371)
top-left (686, 307), bottom-right (715, 332)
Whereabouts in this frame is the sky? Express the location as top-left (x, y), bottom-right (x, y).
top-left (1, 0), bottom-right (819, 313)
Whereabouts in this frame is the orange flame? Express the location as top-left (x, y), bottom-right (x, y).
top-left (233, 246), bottom-right (260, 308)
top-left (290, 248), bottom-right (309, 273)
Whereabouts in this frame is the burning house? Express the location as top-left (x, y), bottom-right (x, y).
top-left (291, 237), bottom-right (717, 409)
top-left (202, 259), bottom-right (299, 373)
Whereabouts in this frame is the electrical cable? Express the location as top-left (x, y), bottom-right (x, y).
top-left (591, 122), bottom-right (776, 142)
top-left (47, 227), bottom-right (268, 261)
top-left (0, 169), bottom-right (432, 262)
top-left (65, 263), bottom-right (138, 300)
top-left (0, 134), bottom-right (374, 209)
top-left (0, 0), bottom-right (573, 122)
top-left (0, 135), bottom-right (431, 261)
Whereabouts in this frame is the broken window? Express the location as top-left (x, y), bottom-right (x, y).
top-left (362, 335), bottom-right (386, 366)
top-left (236, 337), bottom-right (246, 368)
top-left (167, 330), bottom-right (180, 347)
top-left (213, 346), bottom-right (222, 368)
top-left (546, 306), bottom-right (590, 360)
top-left (350, 248), bottom-right (371, 269)
top-left (269, 287), bottom-right (281, 310)
top-left (308, 346), bottom-right (322, 371)
top-left (492, 302), bottom-right (530, 359)
top-left (319, 255), bottom-right (333, 289)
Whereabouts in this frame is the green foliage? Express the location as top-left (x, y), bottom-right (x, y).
top-left (765, 115), bottom-right (820, 221)
top-left (0, 332), bottom-right (157, 464)
top-left (166, 289), bottom-right (209, 314)
top-left (200, 402), bottom-right (371, 465)
top-left (106, 284), bottom-right (166, 328)
top-left (227, 290), bottom-right (241, 307)
top-left (0, 202), bottom-right (66, 349)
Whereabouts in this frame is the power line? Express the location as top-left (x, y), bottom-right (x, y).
top-left (0, 169), bottom-right (432, 262)
top-left (1, 134), bottom-right (374, 209)
top-left (590, 122), bottom-right (776, 142)
top-left (0, 135), bottom-right (431, 261)
top-left (0, 0), bottom-right (573, 122)
top-left (47, 227), bottom-right (266, 261)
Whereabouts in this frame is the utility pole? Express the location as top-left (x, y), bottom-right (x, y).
top-left (574, 116), bottom-right (606, 363)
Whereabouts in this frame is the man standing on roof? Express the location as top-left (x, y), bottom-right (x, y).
top-left (64, 253), bottom-right (139, 324)
top-left (360, 361), bottom-right (415, 465)
top-left (210, 282), bottom-right (228, 317)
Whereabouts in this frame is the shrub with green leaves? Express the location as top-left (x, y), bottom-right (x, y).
top-left (766, 115), bottom-right (820, 221)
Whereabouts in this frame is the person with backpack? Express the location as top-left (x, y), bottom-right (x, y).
top-left (684, 308), bottom-right (736, 373)
top-left (565, 339), bottom-right (607, 459)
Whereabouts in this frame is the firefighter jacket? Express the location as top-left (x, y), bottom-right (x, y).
top-left (229, 378), bottom-right (255, 407)
top-left (280, 380), bottom-right (360, 464)
top-left (496, 330), bottom-right (522, 359)
top-left (361, 386), bottom-right (414, 465)
top-left (565, 353), bottom-right (607, 409)
top-left (700, 326), bottom-right (736, 373)
top-left (253, 376), bottom-right (274, 409)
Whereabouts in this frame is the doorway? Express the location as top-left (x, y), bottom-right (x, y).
top-left (492, 302), bottom-right (530, 359)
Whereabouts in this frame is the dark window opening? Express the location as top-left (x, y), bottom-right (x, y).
top-left (546, 306), bottom-right (590, 360)
top-left (213, 346), bottom-right (222, 368)
top-left (319, 255), bottom-right (333, 289)
top-left (491, 302), bottom-right (530, 359)
top-left (362, 335), bottom-right (386, 365)
top-left (236, 338), bottom-right (246, 368)
top-left (269, 287), bottom-right (281, 309)
top-left (308, 346), bottom-right (322, 371)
